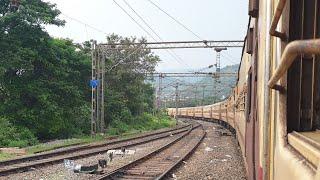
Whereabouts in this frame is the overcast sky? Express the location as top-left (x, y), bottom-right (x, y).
top-left (45, 0), bottom-right (248, 72)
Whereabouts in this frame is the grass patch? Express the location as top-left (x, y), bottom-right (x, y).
top-left (106, 113), bottom-right (176, 136)
top-left (0, 113), bottom-right (175, 161)
top-left (26, 135), bottom-right (109, 154)
top-left (0, 152), bottom-right (16, 161)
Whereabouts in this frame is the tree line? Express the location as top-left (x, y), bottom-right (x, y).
top-left (0, 0), bottom-right (161, 147)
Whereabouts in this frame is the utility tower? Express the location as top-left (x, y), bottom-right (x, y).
top-left (213, 47), bottom-right (227, 103)
top-left (194, 86), bottom-right (198, 106)
top-left (214, 47), bottom-right (227, 74)
top-left (163, 96), bottom-right (167, 109)
top-left (91, 41), bottom-right (106, 135)
top-left (201, 85), bottom-right (206, 105)
top-left (157, 73), bottom-right (164, 109)
top-left (174, 83), bottom-right (179, 119)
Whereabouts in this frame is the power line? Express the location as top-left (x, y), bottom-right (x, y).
top-left (147, 0), bottom-right (204, 41)
top-left (107, 45), bottom-right (144, 72)
top-left (121, 0), bottom-right (193, 70)
top-left (220, 52), bottom-right (238, 65)
top-left (122, 0), bottom-right (162, 41)
top-left (61, 13), bottom-right (107, 35)
top-left (61, 13), bottom-right (141, 71)
top-left (61, 9), bottom-right (158, 73)
top-left (223, 51), bottom-right (240, 64)
top-left (84, 24), bottom-right (89, 40)
top-left (113, 0), bottom-right (193, 70)
top-left (112, 0), bottom-right (156, 40)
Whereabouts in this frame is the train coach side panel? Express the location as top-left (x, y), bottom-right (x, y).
top-left (203, 105), bottom-right (212, 119)
top-left (220, 102), bottom-right (227, 123)
top-left (212, 104), bottom-right (220, 120)
top-left (180, 108), bottom-right (187, 117)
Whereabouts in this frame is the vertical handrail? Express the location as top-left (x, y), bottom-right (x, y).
top-left (269, 0), bottom-right (287, 41)
top-left (268, 39), bottom-right (320, 89)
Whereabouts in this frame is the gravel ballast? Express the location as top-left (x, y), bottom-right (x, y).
top-left (2, 120), bottom-right (246, 180)
top-left (1, 133), bottom-right (183, 180)
top-left (170, 119), bottom-right (246, 180)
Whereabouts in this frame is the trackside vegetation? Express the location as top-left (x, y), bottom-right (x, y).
top-left (0, 0), bottom-right (174, 149)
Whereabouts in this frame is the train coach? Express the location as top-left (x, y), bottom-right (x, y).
top-left (168, 0), bottom-right (320, 179)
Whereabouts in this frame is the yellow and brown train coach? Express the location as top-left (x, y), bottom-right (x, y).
top-left (169, 0), bottom-right (320, 179)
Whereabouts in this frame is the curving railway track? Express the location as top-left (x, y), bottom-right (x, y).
top-left (97, 123), bottom-right (206, 180)
top-left (0, 124), bottom-right (192, 177)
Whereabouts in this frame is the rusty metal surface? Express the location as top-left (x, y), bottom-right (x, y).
top-left (268, 39), bottom-right (320, 89)
top-left (0, 125), bottom-right (191, 177)
top-left (97, 124), bottom-right (205, 180)
top-left (270, 0), bottom-right (288, 40)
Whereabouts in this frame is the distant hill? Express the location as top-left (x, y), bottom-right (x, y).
top-left (150, 64), bottom-right (239, 108)
top-left (220, 64), bottom-right (239, 73)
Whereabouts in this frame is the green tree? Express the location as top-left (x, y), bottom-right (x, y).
top-left (0, 0), bottom-right (163, 145)
top-left (103, 34), bottom-right (159, 126)
top-left (0, 1), bottom-right (91, 141)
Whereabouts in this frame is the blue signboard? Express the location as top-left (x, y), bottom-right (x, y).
top-left (90, 80), bottom-right (100, 88)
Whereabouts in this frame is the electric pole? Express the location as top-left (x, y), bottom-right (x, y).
top-left (214, 47), bottom-right (227, 75)
top-left (164, 97), bottom-right (167, 109)
top-left (91, 41), bottom-right (97, 136)
top-left (175, 83), bottom-right (179, 120)
top-left (213, 47), bottom-right (227, 105)
top-left (194, 86), bottom-right (198, 106)
top-left (153, 86), bottom-right (157, 115)
top-left (212, 78), bottom-right (216, 103)
top-left (201, 85), bottom-right (206, 106)
top-left (91, 41), bottom-right (106, 135)
top-left (157, 73), bottom-right (164, 109)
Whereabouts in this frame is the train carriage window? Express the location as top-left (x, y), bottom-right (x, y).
top-left (287, 0), bottom-right (320, 132)
top-left (284, 0), bottom-right (320, 168)
top-left (247, 28), bottom-right (254, 54)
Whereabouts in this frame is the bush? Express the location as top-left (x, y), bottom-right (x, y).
top-left (106, 112), bottom-right (175, 136)
top-left (0, 117), bottom-right (38, 147)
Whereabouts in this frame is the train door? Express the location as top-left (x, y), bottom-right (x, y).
top-left (245, 69), bottom-right (254, 180)
top-left (245, 62), bottom-right (259, 179)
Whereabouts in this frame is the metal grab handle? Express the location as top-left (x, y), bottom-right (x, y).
top-left (270, 0), bottom-right (287, 41)
top-left (268, 39), bottom-right (320, 89)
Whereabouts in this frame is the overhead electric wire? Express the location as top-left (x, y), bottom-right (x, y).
top-left (220, 52), bottom-right (238, 65)
top-left (60, 2), bottom-right (202, 73)
top-left (121, 0), bottom-right (193, 70)
top-left (107, 44), bottom-right (144, 72)
top-left (223, 51), bottom-right (240, 64)
top-left (122, 0), bottom-right (192, 70)
top-left (59, 12), bottom-right (145, 72)
top-left (114, 0), bottom-right (193, 70)
top-left (61, 13), bottom-right (107, 35)
top-left (147, 0), bottom-right (204, 41)
top-left (112, 0), bottom-right (156, 40)
top-left (122, 0), bottom-right (161, 41)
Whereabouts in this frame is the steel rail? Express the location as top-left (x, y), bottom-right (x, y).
top-left (0, 127), bottom-right (190, 176)
top-left (0, 124), bottom-right (190, 167)
top-left (97, 123), bottom-right (205, 180)
top-left (96, 126), bottom-right (195, 180)
top-left (269, 0), bottom-right (287, 40)
top-left (0, 125), bottom-right (191, 176)
top-left (156, 127), bottom-right (206, 180)
top-left (268, 39), bottom-right (320, 89)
